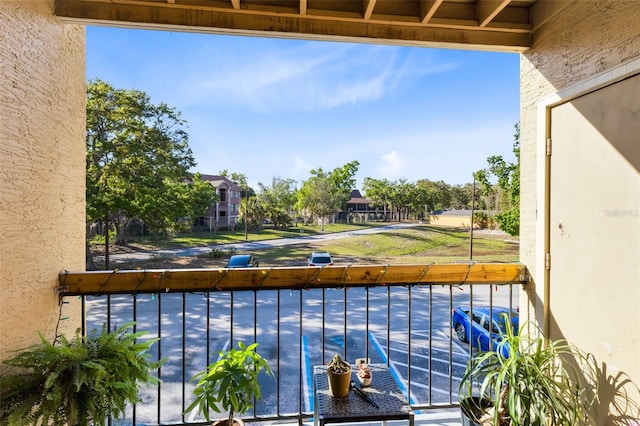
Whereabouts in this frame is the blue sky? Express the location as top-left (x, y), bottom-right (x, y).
top-left (87, 26), bottom-right (520, 190)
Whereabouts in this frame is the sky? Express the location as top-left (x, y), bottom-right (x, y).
top-left (86, 26), bottom-right (520, 190)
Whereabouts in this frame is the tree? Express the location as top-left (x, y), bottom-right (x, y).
top-left (257, 177), bottom-right (297, 228)
top-left (449, 184), bottom-right (472, 210)
top-left (296, 162), bottom-right (359, 229)
top-left (86, 79), bottom-right (215, 266)
top-left (328, 160), bottom-right (360, 219)
top-left (296, 171), bottom-right (339, 231)
top-left (475, 123), bottom-right (521, 236)
top-left (363, 177), bottom-right (392, 220)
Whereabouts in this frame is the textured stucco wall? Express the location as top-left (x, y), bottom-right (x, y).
top-left (520, 0), bottom-right (640, 420)
top-left (0, 1), bottom-right (85, 358)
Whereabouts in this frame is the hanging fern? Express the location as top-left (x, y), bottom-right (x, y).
top-left (0, 322), bottom-right (164, 426)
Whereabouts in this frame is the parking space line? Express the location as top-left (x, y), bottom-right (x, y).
top-left (302, 335), bottom-right (313, 413)
top-left (369, 332), bottom-right (417, 405)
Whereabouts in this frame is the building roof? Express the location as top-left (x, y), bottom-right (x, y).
top-left (199, 174), bottom-right (242, 191)
top-left (348, 190), bottom-right (370, 204)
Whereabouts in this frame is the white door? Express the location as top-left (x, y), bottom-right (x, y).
top-left (548, 73), bottom-right (639, 375)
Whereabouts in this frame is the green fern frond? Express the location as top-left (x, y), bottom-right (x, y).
top-left (0, 322), bottom-right (165, 426)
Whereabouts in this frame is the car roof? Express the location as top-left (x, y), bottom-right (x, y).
top-left (311, 251), bottom-right (331, 256)
top-left (230, 254), bottom-right (251, 260)
top-left (458, 306), bottom-right (517, 318)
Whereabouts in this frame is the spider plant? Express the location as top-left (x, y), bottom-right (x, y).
top-left (459, 318), bottom-right (599, 426)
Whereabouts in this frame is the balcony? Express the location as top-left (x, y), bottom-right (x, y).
top-left (59, 264), bottom-right (525, 425)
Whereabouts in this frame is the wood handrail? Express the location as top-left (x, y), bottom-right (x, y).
top-left (57, 262), bottom-right (527, 295)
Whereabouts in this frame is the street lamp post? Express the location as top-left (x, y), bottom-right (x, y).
top-left (244, 185), bottom-right (248, 241)
top-left (469, 176), bottom-right (476, 260)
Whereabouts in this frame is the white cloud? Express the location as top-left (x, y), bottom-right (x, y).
top-left (166, 41), bottom-right (457, 112)
top-left (377, 151), bottom-right (406, 179)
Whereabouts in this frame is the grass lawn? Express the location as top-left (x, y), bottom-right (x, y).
top-left (112, 222), bottom-right (379, 250)
top-left (102, 223), bottom-right (519, 270)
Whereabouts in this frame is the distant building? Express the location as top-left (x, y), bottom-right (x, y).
top-left (197, 174), bottom-right (243, 231)
top-left (341, 190), bottom-right (389, 222)
top-left (429, 209), bottom-right (498, 229)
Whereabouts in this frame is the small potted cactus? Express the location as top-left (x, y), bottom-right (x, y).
top-left (326, 354), bottom-right (351, 397)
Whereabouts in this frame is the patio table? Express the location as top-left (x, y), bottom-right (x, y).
top-left (313, 364), bottom-right (414, 426)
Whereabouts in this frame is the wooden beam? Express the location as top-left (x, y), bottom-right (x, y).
top-left (363, 0), bottom-right (377, 20)
top-left (53, 1), bottom-right (531, 51)
top-left (300, 0), bottom-right (307, 16)
top-left (420, 0), bottom-right (443, 24)
top-left (476, 0), bottom-right (510, 27)
top-left (57, 263), bottom-right (528, 295)
top-left (529, 0), bottom-right (571, 32)
top-left (231, 0), bottom-right (240, 10)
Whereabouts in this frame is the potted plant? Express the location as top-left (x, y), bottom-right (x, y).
top-left (184, 342), bottom-right (273, 426)
top-left (458, 318), bottom-right (599, 426)
top-left (0, 322), bottom-right (163, 426)
top-left (326, 354), bottom-right (352, 397)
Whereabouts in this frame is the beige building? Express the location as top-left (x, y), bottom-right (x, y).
top-left (2, 1), bottom-right (638, 422)
top-left (199, 174), bottom-right (243, 231)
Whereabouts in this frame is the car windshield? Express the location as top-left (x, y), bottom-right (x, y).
top-left (228, 256), bottom-right (250, 266)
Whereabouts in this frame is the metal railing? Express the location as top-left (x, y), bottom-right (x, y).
top-left (70, 267), bottom-right (523, 426)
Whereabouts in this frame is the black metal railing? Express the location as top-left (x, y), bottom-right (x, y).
top-left (79, 280), bottom-right (520, 425)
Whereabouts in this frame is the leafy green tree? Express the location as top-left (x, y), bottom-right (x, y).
top-left (475, 123), bottom-right (521, 236)
top-left (363, 177), bottom-right (393, 220)
top-left (407, 183), bottom-right (433, 220)
top-left (296, 162), bottom-right (359, 229)
top-left (142, 174), bottom-right (217, 235)
top-left (387, 179), bottom-right (414, 221)
top-left (238, 195), bottom-right (266, 231)
top-left (86, 80), bottom-right (214, 265)
top-left (257, 177), bottom-right (297, 228)
top-left (449, 183), bottom-right (472, 210)
top-left (296, 171), bottom-right (339, 231)
top-left (328, 160), bottom-right (360, 217)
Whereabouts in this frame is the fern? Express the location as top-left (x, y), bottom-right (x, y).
top-left (0, 322), bottom-right (164, 426)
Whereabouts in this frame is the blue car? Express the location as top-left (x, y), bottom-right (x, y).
top-left (225, 254), bottom-right (259, 268)
top-left (452, 306), bottom-right (519, 355)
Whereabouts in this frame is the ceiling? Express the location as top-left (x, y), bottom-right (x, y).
top-left (54, 0), bottom-right (570, 52)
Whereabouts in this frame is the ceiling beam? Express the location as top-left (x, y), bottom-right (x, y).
top-left (476, 0), bottom-right (511, 27)
top-left (54, 0), bottom-right (531, 51)
top-left (529, 0), bottom-right (571, 31)
top-left (363, 0), bottom-right (377, 20)
top-left (420, 0), bottom-right (444, 24)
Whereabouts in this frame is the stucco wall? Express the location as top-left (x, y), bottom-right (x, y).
top-left (0, 1), bottom-right (85, 358)
top-left (428, 215), bottom-right (472, 229)
top-left (520, 0), bottom-right (640, 421)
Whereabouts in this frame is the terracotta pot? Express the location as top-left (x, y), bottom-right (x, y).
top-left (327, 368), bottom-right (352, 397)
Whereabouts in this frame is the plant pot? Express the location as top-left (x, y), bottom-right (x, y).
top-left (460, 397), bottom-right (493, 426)
top-left (212, 418), bottom-right (244, 426)
top-left (327, 368), bottom-right (352, 397)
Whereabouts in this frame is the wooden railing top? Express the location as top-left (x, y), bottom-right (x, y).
top-left (57, 263), bottom-right (528, 295)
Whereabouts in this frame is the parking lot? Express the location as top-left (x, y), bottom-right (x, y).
top-left (86, 283), bottom-right (518, 424)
